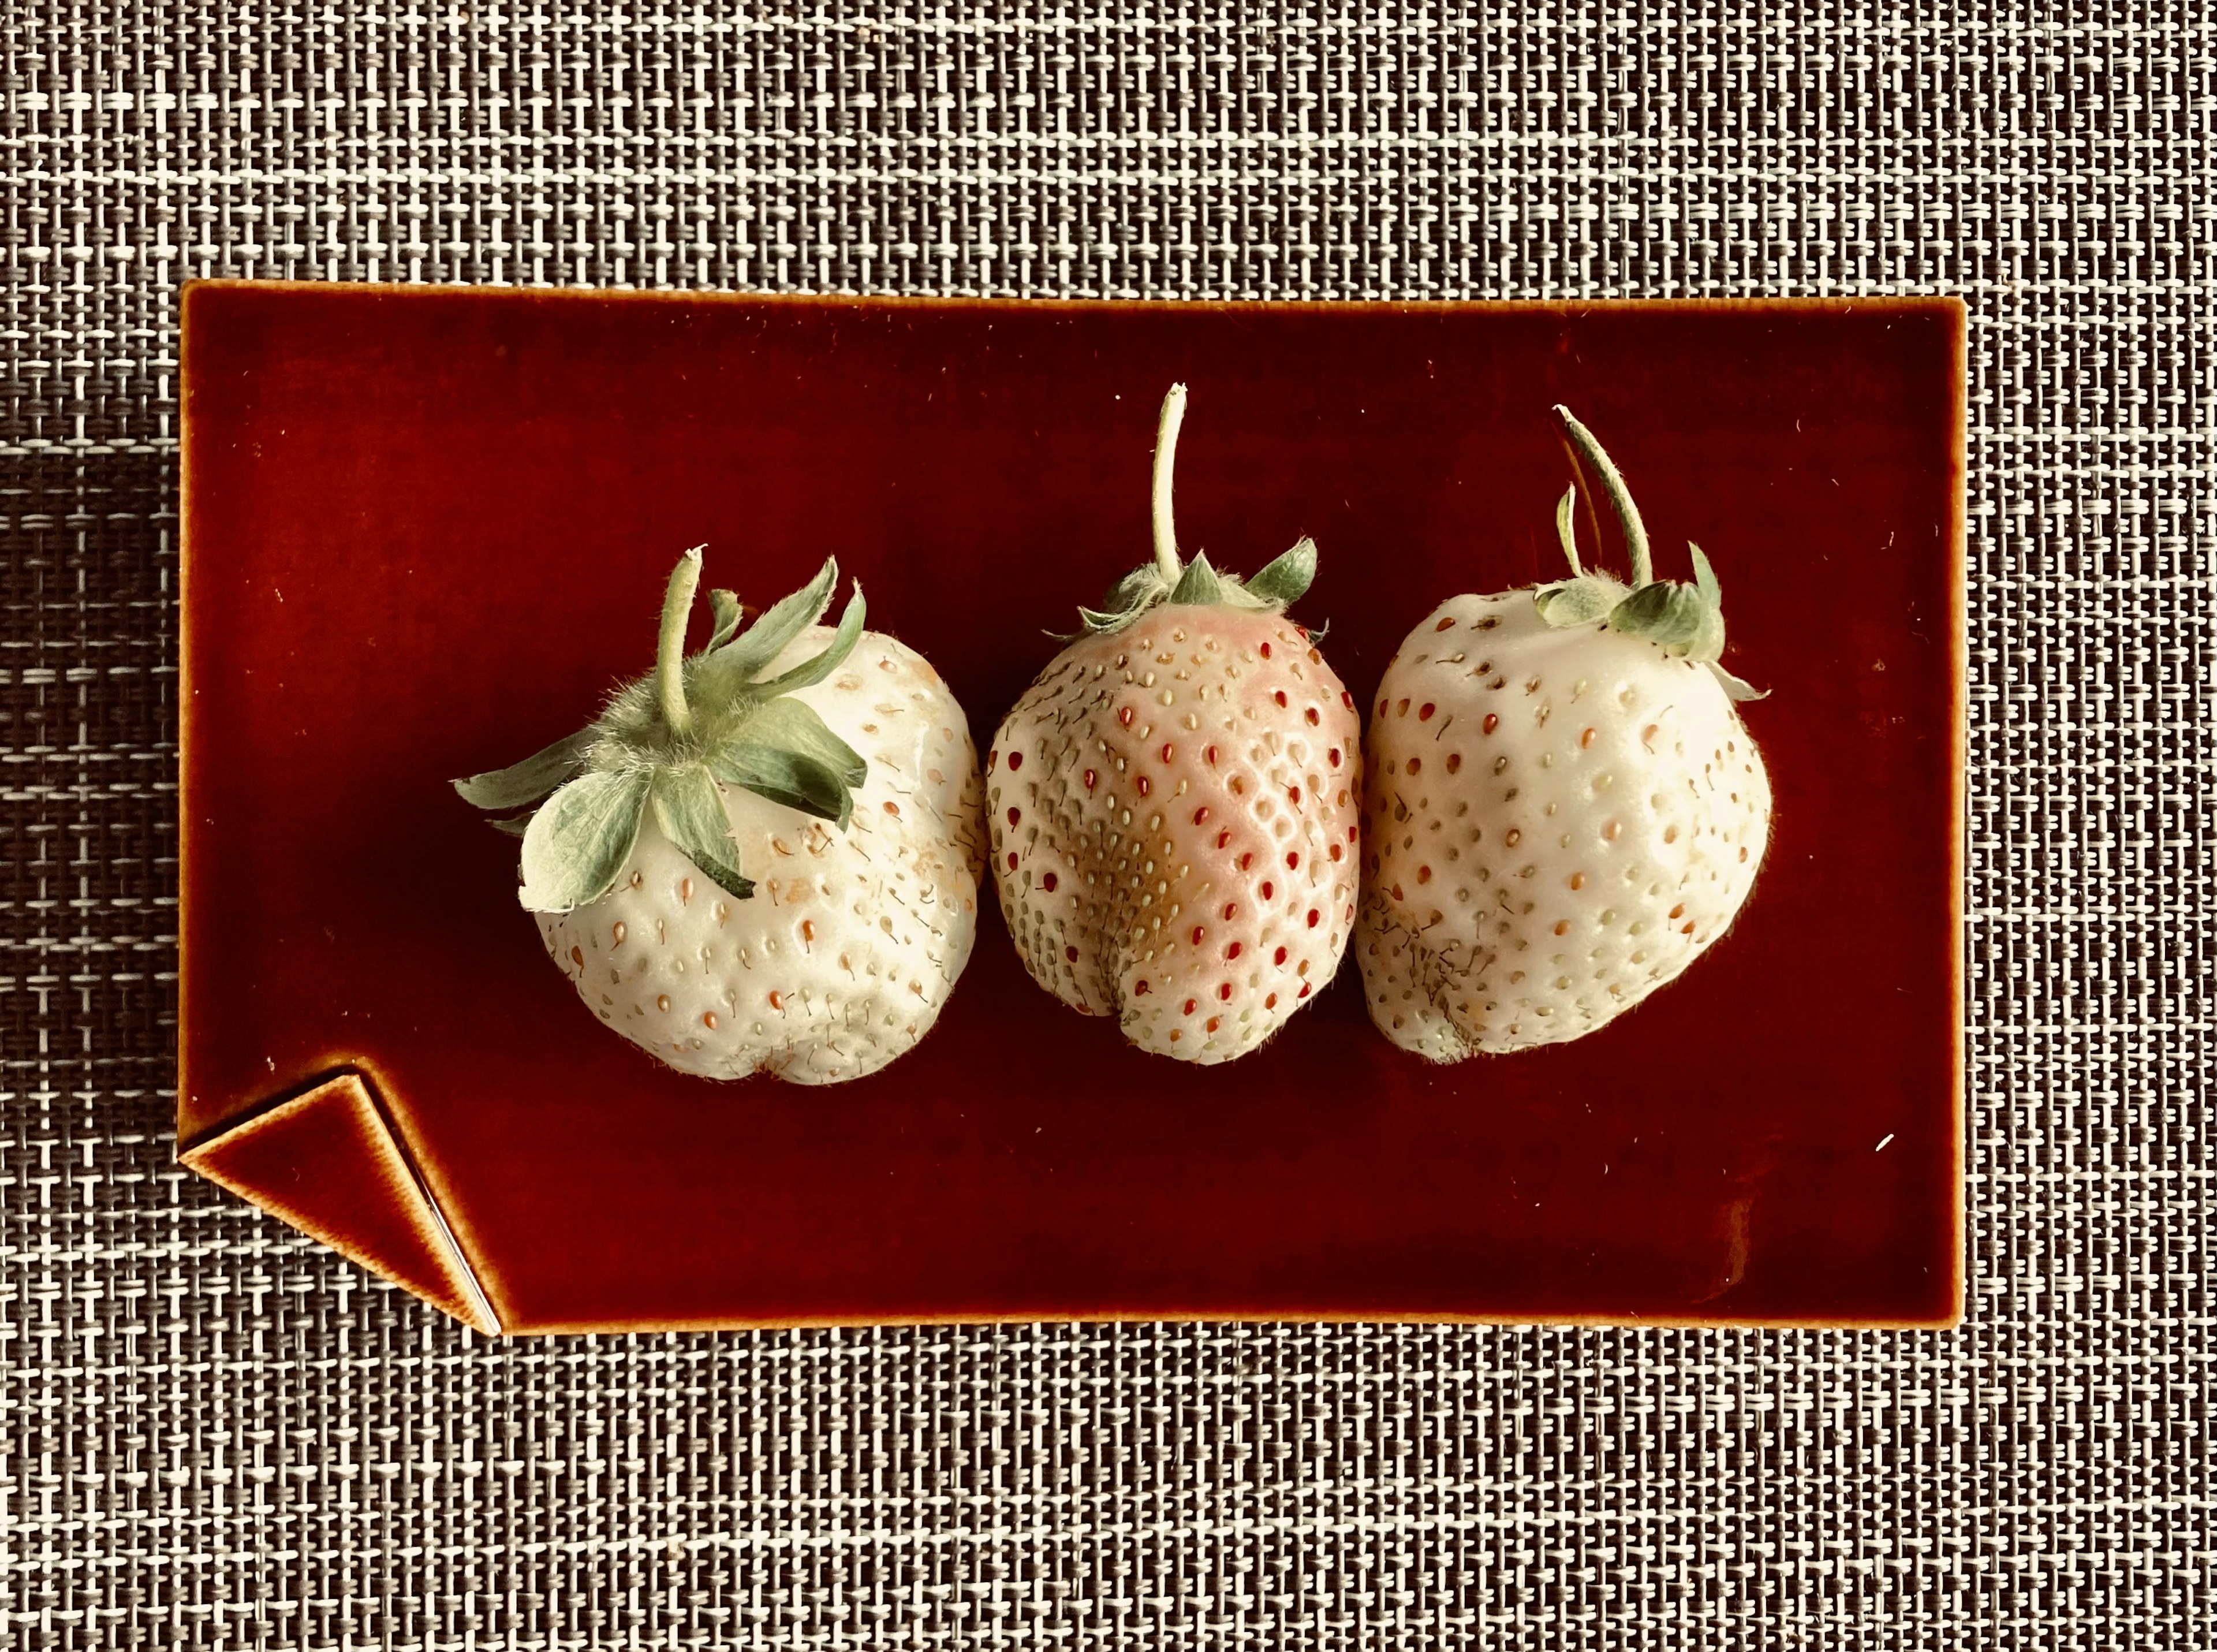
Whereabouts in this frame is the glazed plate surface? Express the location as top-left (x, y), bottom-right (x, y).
top-left (180, 284), bottom-right (1964, 1332)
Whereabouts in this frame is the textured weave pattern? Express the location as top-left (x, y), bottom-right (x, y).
top-left (3, 4), bottom-right (2211, 1647)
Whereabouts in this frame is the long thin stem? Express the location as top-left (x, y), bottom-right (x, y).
top-left (656, 547), bottom-right (704, 737)
top-left (1152, 382), bottom-right (1188, 582)
top-left (1552, 407), bottom-right (1653, 588)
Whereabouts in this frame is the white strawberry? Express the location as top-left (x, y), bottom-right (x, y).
top-left (988, 385), bottom-right (1361, 1064)
top-left (454, 551), bottom-right (984, 1084)
top-left (1357, 408), bottom-right (1771, 1058)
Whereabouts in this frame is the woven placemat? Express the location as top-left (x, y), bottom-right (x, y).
top-left (3, 5), bottom-right (2208, 1647)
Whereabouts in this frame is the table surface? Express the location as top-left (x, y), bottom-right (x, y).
top-left (2, 6), bottom-right (2207, 1649)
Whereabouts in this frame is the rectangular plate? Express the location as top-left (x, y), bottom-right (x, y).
top-left (180, 284), bottom-right (1964, 1332)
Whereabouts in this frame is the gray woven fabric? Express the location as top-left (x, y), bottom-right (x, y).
top-left (3, 3), bottom-right (2209, 1646)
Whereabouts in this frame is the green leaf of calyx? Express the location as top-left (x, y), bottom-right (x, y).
top-left (1608, 579), bottom-right (1725, 661)
top-left (1099, 566), bottom-right (1163, 615)
top-left (733, 697), bottom-right (866, 789)
top-left (1534, 575), bottom-right (1625, 628)
top-left (453, 729), bottom-right (595, 811)
top-left (746, 583), bottom-right (866, 698)
top-left (1167, 551), bottom-right (1227, 607)
top-left (1242, 537), bottom-right (1317, 607)
top-left (649, 764), bottom-right (756, 901)
top-left (1554, 485), bottom-right (1583, 576)
top-left (704, 588), bottom-right (744, 652)
top-left (518, 767), bottom-right (652, 913)
top-left (1075, 603), bottom-right (1137, 634)
top-left (710, 557), bottom-right (839, 684)
top-left (707, 741), bottom-right (856, 829)
top-left (1067, 566), bottom-right (1167, 636)
top-left (1707, 661), bottom-right (1769, 702)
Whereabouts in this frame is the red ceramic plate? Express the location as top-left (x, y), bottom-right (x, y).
top-left (180, 284), bottom-right (1964, 1333)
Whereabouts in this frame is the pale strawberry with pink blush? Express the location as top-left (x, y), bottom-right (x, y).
top-left (988, 387), bottom-right (1361, 1064)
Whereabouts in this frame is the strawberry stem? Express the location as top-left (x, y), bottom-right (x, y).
top-left (1552, 407), bottom-right (1653, 588)
top-left (1151, 382), bottom-right (1188, 583)
top-left (656, 546), bottom-right (704, 738)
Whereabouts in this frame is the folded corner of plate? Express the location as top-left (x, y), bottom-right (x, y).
top-left (179, 1068), bottom-right (502, 1336)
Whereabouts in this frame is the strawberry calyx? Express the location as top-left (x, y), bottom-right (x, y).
top-left (1074, 383), bottom-right (1319, 636)
top-left (1536, 406), bottom-right (1766, 703)
top-left (452, 549), bottom-right (870, 913)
